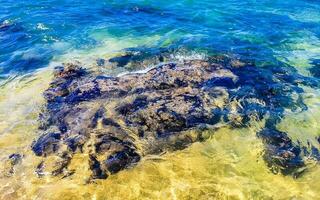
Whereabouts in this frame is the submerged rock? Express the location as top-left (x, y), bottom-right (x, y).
top-left (3, 153), bottom-right (23, 176)
top-left (257, 128), bottom-right (305, 176)
top-left (29, 55), bottom-right (319, 180)
top-left (310, 59), bottom-right (320, 78)
top-left (96, 58), bottom-right (106, 67)
top-left (107, 47), bottom-right (175, 70)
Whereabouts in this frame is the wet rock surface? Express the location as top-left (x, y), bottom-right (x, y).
top-left (30, 55), bottom-right (319, 180)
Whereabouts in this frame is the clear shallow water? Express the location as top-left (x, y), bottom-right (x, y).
top-left (0, 0), bottom-right (320, 199)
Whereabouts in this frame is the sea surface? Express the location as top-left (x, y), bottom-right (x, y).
top-left (0, 0), bottom-right (320, 199)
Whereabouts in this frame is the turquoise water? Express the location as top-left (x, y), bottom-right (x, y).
top-left (1, 0), bottom-right (320, 76)
top-left (1, 1), bottom-right (320, 199)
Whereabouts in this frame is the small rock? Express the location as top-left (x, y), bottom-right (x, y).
top-left (5, 153), bottom-right (23, 175)
top-left (96, 58), bottom-right (105, 67)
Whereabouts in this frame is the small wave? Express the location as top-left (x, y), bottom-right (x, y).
top-left (0, 20), bottom-right (13, 31)
top-left (36, 23), bottom-right (49, 30)
top-left (169, 51), bottom-right (208, 61)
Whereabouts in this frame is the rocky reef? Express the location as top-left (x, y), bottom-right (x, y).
top-left (24, 54), bottom-right (320, 180)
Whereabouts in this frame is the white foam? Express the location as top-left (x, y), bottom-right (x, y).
top-left (36, 23), bottom-right (49, 30)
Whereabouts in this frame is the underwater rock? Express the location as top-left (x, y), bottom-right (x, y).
top-left (310, 59), bottom-right (320, 78)
top-left (3, 153), bottom-right (23, 176)
top-left (32, 132), bottom-right (61, 156)
top-left (109, 53), bottom-right (134, 67)
top-left (96, 58), bottom-right (106, 67)
top-left (107, 47), bottom-right (174, 70)
top-left (258, 128), bottom-right (305, 176)
top-left (29, 55), bottom-right (319, 180)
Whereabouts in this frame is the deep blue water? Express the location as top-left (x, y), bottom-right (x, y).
top-left (0, 0), bottom-right (320, 77)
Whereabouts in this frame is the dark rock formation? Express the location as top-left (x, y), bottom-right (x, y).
top-left (257, 128), bottom-right (305, 176)
top-left (30, 55), bottom-right (319, 180)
